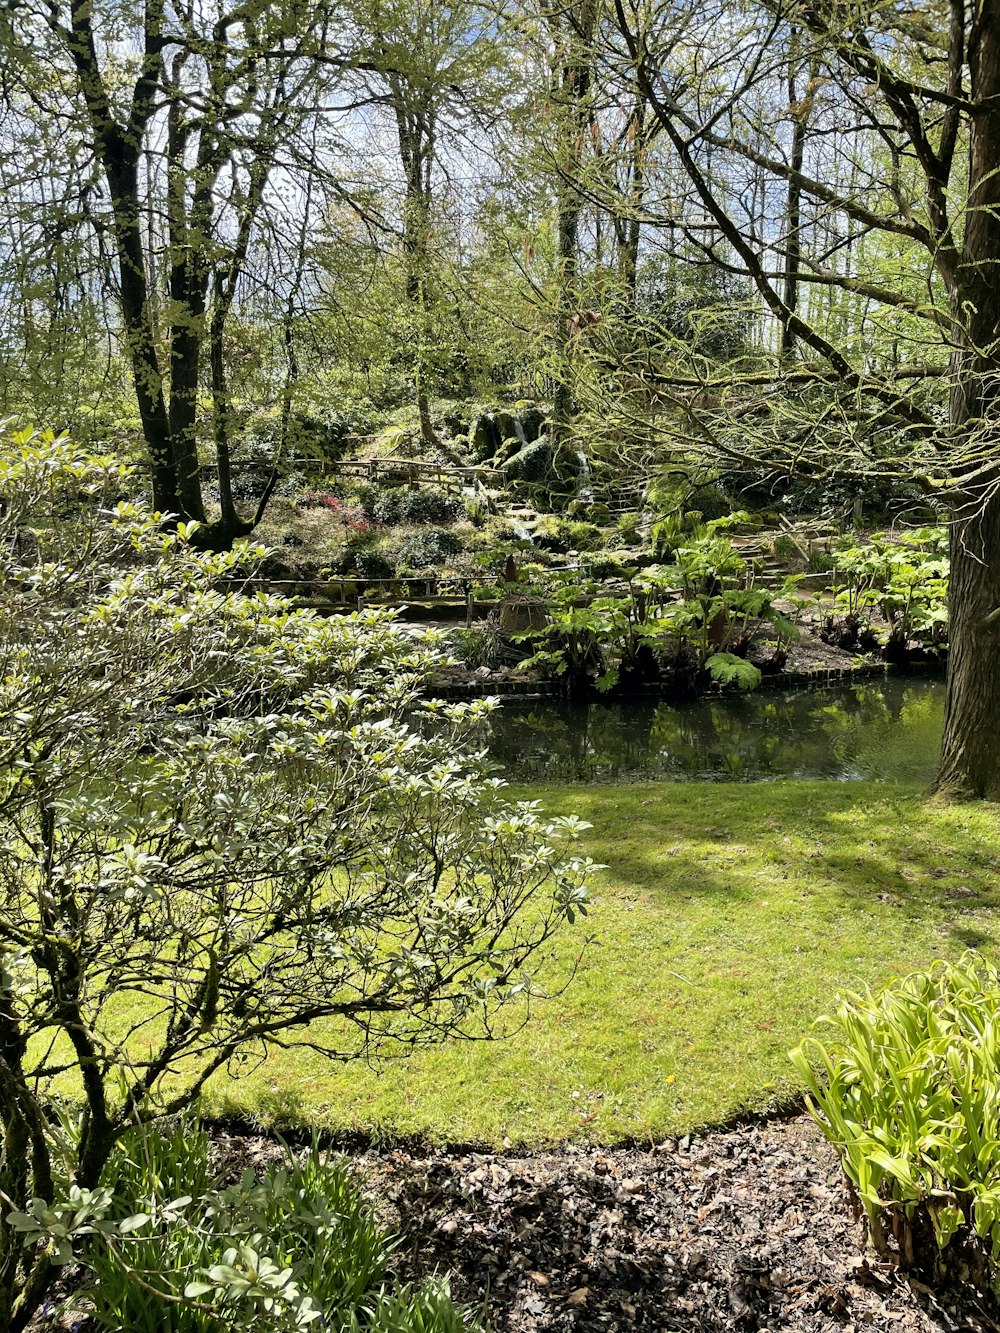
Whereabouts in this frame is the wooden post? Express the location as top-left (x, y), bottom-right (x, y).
top-left (465, 580), bottom-right (474, 627)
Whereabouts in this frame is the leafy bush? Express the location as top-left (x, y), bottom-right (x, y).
top-left (516, 529), bottom-right (795, 696)
top-left (451, 626), bottom-right (503, 669)
top-left (399, 488), bottom-right (462, 526)
top-left (773, 533), bottom-right (798, 559)
top-left (483, 516), bottom-right (528, 545)
top-left (616, 512), bottom-right (641, 545)
top-left (372, 488), bottom-right (404, 524)
top-left (241, 407), bottom-right (355, 464)
top-left (532, 517), bottom-right (603, 554)
top-left (58, 1122), bottom-right (481, 1332)
top-left (806, 547), bottom-right (836, 574)
top-left (821, 531), bottom-right (948, 657)
top-left (582, 551), bottom-right (636, 581)
top-left (790, 955), bottom-right (1000, 1297)
top-left (397, 527), bottom-right (463, 570)
top-left (0, 432), bottom-right (593, 1325)
top-left (354, 547), bottom-right (397, 579)
top-left (372, 487), bottom-right (460, 527)
top-left (465, 497), bottom-right (490, 527)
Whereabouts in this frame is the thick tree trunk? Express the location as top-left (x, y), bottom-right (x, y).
top-left (209, 306), bottom-right (240, 535)
top-left (165, 95), bottom-right (207, 525)
top-left (168, 310), bottom-right (207, 524)
top-left (937, 497), bottom-right (1000, 797)
top-left (935, 0), bottom-right (1000, 798)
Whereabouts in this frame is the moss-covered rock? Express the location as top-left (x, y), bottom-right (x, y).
top-left (470, 414), bottom-right (501, 460)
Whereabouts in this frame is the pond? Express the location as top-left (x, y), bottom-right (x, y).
top-left (487, 677), bottom-right (945, 784)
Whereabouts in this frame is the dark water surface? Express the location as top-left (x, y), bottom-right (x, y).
top-left (487, 677), bottom-right (945, 784)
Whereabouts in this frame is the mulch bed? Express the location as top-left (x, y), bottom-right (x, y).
top-left (353, 1115), bottom-right (997, 1333)
top-left (31, 1115), bottom-right (997, 1332)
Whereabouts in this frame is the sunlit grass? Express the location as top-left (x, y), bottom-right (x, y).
top-left (203, 781), bottom-right (1000, 1146)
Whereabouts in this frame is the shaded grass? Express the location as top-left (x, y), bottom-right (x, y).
top-left (206, 782), bottom-right (1000, 1146)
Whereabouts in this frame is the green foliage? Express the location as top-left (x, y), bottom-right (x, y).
top-left (615, 512), bottom-right (641, 545)
top-left (705, 652), bottom-right (762, 691)
top-left (355, 1279), bottom-right (479, 1333)
top-left (372, 487), bottom-right (460, 527)
top-left (354, 547), bottom-right (397, 580)
top-left (824, 530), bottom-right (949, 654)
top-left (515, 523), bottom-right (795, 695)
top-left (650, 511), bottom-right (706, 559)
top-left (397, 526), bottom-right (463, 570)
top-left (636, 256), bottom-right (752, 363)
top-left (0, 431), bottom-right (593, 1324)
top-left (465, 497), bottom-right (490, 527)
top-left (581, 550), bottom-right (637, 581)
top-left (36, 1121), bottom-right (480, 1332)
top-left (806, 547), bottom-right (836, 575)
top-left (532, 516), bottom-right (604, 554)
top-left (773, 534), bottom-right (798, 559)
top-left (451, 626), bottom-right (502, 670)
top-left (790, 955), bottom-right (1000, 1295)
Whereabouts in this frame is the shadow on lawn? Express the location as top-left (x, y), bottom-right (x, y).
top-left (572, 783), bottom-right (1000, 956)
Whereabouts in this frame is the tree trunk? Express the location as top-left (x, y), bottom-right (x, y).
top-left (165, 95), bottom-right (207, 524)
top-left (619, 91), bottom-right (647, 306)
top-left (550, 2), bottom-right (597, 450)
top-left (937, 498), bottom-right (1000, 797)
top-left (935, 0), bottom-right (1000, 798)
top-left (209, 303), bottom-right (240, 536)
top-left (553, 193), bottom-right (581, 446)
top-left (394, 95), bottom-right (440, 449)
top-left (105, 157), bottom-right (180, 516)
top-left (780, 35), bottom-right (808, 361)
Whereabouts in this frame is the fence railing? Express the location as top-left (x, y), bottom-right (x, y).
top-left (222, 572), bottom-right (483, 624)
top-left (200, 457), bottom-right (508, 492)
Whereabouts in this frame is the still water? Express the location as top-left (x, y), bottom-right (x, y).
top-left (487, 677), bottom-right (945, 784)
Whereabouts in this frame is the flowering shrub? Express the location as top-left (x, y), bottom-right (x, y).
top-left (300, 491), bottom-right (374, 535)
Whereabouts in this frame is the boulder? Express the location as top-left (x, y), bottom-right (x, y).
top-left (504, 439), bottom-right (584, 485)
top-left (494, 410), bottom-right (522, 447)
top-left (519, 405), bottom-right (546, 442)
top-left (470, 413), bottom-right (501, 461)
top-left (504, 439), bottom-right (556, 484)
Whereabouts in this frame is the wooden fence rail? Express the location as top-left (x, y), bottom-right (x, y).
top-left (222, 572), bottom-right (483, 624)
top-left (199, 457), bottom-right (508, 490)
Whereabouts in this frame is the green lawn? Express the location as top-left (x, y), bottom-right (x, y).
top-left (207, 782), bottom-right (1000, 1146)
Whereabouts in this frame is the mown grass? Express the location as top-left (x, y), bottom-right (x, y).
top-left (207, 782), bottom-right (1000, 1146)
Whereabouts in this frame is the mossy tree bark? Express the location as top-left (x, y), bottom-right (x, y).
top-left (935, 0), bottom-right (1000, 798)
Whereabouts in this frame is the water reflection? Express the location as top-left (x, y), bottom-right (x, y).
top-left (488, 678), bottom-right (945, 784)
